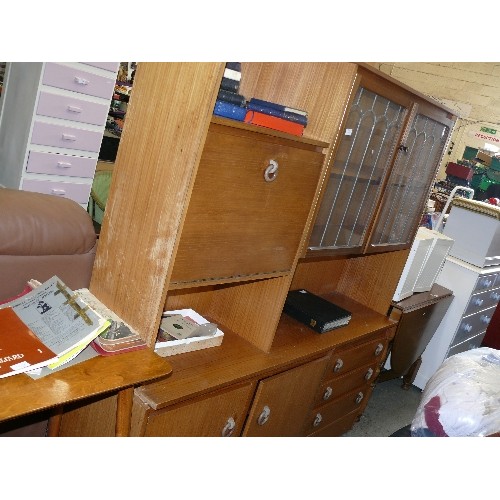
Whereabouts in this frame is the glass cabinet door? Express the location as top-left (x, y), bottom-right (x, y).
top-left (366, 103), bottom-right (454, 252)
top-left (308, 81), bottom-right (408, 254)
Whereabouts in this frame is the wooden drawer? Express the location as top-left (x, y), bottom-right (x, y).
top-left (463, 287), bottom-right (500, 318)
top-left (314, 361), bottom-right (379, 407)
top-left (37, 91), bottom-right (109, 126)
top-left (22, 178), bottom-right (91, 204)
top-left (452, 306), bottom-right (496, 346)
top-left (170, 122), bottom-right (325, 284)
top-left (42, 63), bottom-right (116, 100)
top-left (26, 151), bottom-right (97, 178)
top-left (31, 121), bottom-right (103, 153)
top-left (305, 385), bottom-right (374, 435)
top-left (325, 336), bottom-right (388, 378)
top-left (308, 411), bottom-right (361, 437)
top-left (142, 383), bottom-right (255, 437)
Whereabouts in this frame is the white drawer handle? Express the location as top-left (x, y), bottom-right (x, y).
top-left (333, 358), bottom-right (344, 372)
top-left (374, 343), bottom-right (384, 356)
top-left (221, 417), bottom-right (236, 437)
top-left (62, 133), bottom-right (77, 141)
top-left (313, 413), bottom-right (323, 427)
top-left (461, 323), bottom-right (472, 333)
top-left (481, 279), bottom-right (492, 288)
top-left (472, 298), bottom-right (484, 307)
top-left (257, 405), bottom-right (271, 426)
top-left (323, 386), bottom-right (333, 401)
top-left (67, 105), bottom-right (82, 113)
top-left (57, 161), bottom-right (72, 168)
top-left (51, 189), bottom-right (66, 196)
top-left (365, 368), bottom-right (374, 380)
top-left (491, 292), bottom-right (500, 301)
top-left (264, 159), bottom-right (278, 182)
top-left (74, 76), bottom-right (89, 85)
top-left (480, 315), bottom-right (491, 325)
top-left (355, 392), bottom-right (364, 405)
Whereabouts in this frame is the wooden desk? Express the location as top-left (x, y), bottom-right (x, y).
top-left (0, 349), bottom-right (172, 436)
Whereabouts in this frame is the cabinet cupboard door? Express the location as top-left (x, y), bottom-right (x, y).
top-left (143, 383), bottom-right (255, 437)
top-left (242, 356), bottom-right (329, 437)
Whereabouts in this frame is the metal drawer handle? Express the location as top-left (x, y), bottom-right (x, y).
top-left (355, 392), bottom-right (364, 405)
top-left (61, 133), bottom-right (77, 141)
top-left (221, 417), bottom-right (236, 437)
top-left (323, 386), bottom-right (333, 401)
top-left (491, 292), bottom-right (500, 301)
top-left (333, 358), bottom-right (344, 372)
top-left (313, 413), bottom-right (323, 427)
top-left (257, 405), bottom-right (271, 426)
top-left (480, 315), bottom-right (491, 324)
top-left (67, 105), bottom-right (83, 113)
top-left (74, 76), bottom-right (89, 85)
top-left (374, 343), bottom-right (384, 356)
top-left (481, 279), bottom-right (492, 288)
top-left (264, 159), bottom-right (278, 182)
top-left (56, 161), bottom-right (72, 168)
top-left (473, 298), bottom-right (484, 307)
top-left (50, 189), bottom-right (66, 196)
top-left (461, 323), bottom-right (472, 333)
top-left (364, 368), bottom-right (374, 380)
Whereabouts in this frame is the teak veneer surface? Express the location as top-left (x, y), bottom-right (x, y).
top-left (0, 349), bottom-right (172, 423)
top-left (136, 294), bottom-right (395, 410)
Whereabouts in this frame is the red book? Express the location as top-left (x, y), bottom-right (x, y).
top-left (0, 307), bottom-right (58, 378)
top-left (244, 110), bottom-right (305, 136)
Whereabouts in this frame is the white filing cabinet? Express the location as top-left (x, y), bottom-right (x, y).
top-left (0, 62), bottom-right (118, 206)
top-left (414, 256), bottom-right (500, 389)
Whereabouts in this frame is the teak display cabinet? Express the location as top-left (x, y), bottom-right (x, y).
top-left (50, 63), bottom-right (456, 436)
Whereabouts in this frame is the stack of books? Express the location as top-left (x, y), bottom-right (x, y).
top-left (213, 62), bottom-right (247, 122)
top-left (244, 98), bottom-right (308, 136)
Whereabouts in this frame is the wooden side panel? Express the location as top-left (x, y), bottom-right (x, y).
top-left (90, 62), bottom-right (224, 347)
top-left (291, 258), bottom-right (347, 295)
top-left (337, 250), bottom-right (410, 314)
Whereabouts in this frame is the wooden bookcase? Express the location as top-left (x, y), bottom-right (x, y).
top-left (54, 62), bottom-right (456, 436)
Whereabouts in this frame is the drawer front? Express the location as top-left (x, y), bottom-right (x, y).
top-left (464, 287), bottom-right (500, 318)
top-left (42, 63), bottom-right (116, 99)
top-left (171, 123), bottom-right (324, 283)
top-left (26, 151), bottom-right (97, 178)
top-left (31, 121), bottom-right (103, 153)
top-left (447, 332), bottom-right (486, 358)
top-left (22, 179), bottom-right (91, 204)
top-left (314, 361), bottom-right (379, 407)
top-left (325, 337), bottom-right (388, 377)
top-left (473, 272), bottom-right (499, 294)
top-left (37, 91), bottom-right (109, 126)
top-left (306, 385), bottom-right (374, 434)
top-left (308, 411), bottom-right (361, 437)
top-left (453, 306), bottom-right (496, 346)
top-left (82, 62), bottom-right (120, 72)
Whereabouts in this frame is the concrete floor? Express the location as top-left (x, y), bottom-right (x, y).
top-left (342, 377), bottom-right (423, 437)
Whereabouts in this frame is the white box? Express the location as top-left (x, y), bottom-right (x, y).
top-left (155, 308), bottom-right (224, 357)
top-left (413, 229), bottom-right (454, 293)
top-left (443, 200), bottom-right (500, 268)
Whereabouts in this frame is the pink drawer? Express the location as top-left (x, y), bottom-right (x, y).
top-left (26, 151), bottom-right (97, 178)
top-left (37, 91), bottom-right (109, 126)
top-left (82, 62), bottom-right (120, 72)
top-left (31, 121), bottom-right (103, 153)
top-left (42, 63), bottom-right (116, 100)
top-left (22, 179), bottom-right (91, 204)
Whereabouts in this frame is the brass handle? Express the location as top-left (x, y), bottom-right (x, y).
top-left (313, 413), bottom-right (323, 427)
top-left (221, 417), bottom-right (236, 437)
top-left (364, 368), bottom-right (374, 380)
top-left (333, 358), bottom-right (344, 372)
top-left (264, 159), bottom-right (278, 182)
top-left (355, 392), bottom-right (364, 405)
top-left (374, 343), bottom-right (384, 356)
top-left (323, 386), bottom-right (333, 400)
top-left (257, 405), bottom-right (271, 426)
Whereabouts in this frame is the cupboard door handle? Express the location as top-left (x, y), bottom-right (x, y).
top-left (374, 343), bottom-right (384, 356)
top-left (323, 386), bottom-right (333, 400)
top-left (263, 159), bottom-right (278, 182)
top-left (61, 133), bottom-right (77, 141)
top-left (355, 392), bottom-right (364, 405)
top-left (313, 413), bottom-right (323, 427)
top-left (364, 368), bottom-right (374, 380)
top-left (67, 105), bottom-right (82, 113)
top-left (333, 358), bottom-right (343, 372)
top-left (221, 417), bottom-right (236, 437)
top-left (50, 189), bottom-right (66, 196)
top-left (56, 161), bottom-right (72, 168)
top-left (74, 76), bottom-right (89, 85)
top-left (257, 405), bottom-right (271, 426)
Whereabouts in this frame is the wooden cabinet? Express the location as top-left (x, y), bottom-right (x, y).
top-left (307, 66), bottom-right (456, 257)
top-left (0, 62), bottom-right (118, 207)
top-left (54, 62), bottom-right (457, 437)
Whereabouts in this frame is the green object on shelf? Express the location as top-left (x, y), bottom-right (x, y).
top-left (463, 146), bottom-right (478, 160)
top-left (88, 170), bottom-right (113, 226)
top-left (491, 157), bottom-right (500, 171)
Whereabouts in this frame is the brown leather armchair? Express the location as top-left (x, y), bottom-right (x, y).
top-left (0, 188), bottom-right (97, 435)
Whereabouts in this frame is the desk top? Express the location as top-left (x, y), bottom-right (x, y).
top-left (0, 349), bottom-right (172, 423)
